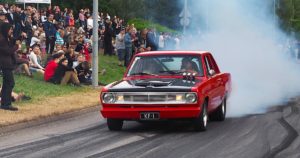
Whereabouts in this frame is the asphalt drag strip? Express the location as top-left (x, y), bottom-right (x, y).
top-left (0, 101), bottom-right (299, 158)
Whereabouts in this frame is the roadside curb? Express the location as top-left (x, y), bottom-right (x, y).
top-left (0, 106), bottom-right (100, 135)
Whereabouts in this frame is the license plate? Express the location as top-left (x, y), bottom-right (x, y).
top-left (140, 112), bottom-right (160, 120)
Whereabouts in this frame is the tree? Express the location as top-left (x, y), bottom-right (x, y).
top-left (277, 0), bottom-right (300, 35)
top-left (50, 0), bottom-right (181, 30)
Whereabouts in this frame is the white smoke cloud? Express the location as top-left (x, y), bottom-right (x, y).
top-left (182, 0), bottom-right (300, 116)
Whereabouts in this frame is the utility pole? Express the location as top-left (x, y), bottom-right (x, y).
top-left (274, 0), bottom-right (277, 23)
top-left (179, 0), bottom-right (190, 35)
top-left (92, 0), bottom-right (99, 87)
top-left (183, 0), bottom-right (187, 34)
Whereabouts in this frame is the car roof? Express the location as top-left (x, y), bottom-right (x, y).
top-left (136, 51), bottom-right (210, 56)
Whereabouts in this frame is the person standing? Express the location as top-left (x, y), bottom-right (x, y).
top-left (0, 23), bottom-right (18, 111)
top-left (124, 27), bottom-right (133, 67)
top-left (104, 21), bottom-right (113, 56)
top-left (44, 14), bottom-right (57, 54)
top-left (115, 29), bottom-right (125, 66)
top-left (146, 28), bottom-right (158, 51)
top-left (78, 9), bottom-right (85, 28)
top-left (158, 32), bottom-right (165, 50)
top-left (23, 15), bottom-right (33, 48)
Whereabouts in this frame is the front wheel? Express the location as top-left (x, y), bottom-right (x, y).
top-left (193, 101), bottom-right (208, 132)
top-left (107, 119), bottom-right (123, 131)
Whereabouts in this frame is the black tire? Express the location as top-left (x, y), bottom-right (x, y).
top-left (107, 119), bottom-right (123, 131)
top-left (193, 101), bottom-right (208, 132)
top-left (210, 97), bottom-right (226, 121)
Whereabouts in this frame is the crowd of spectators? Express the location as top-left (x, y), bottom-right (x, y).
top-left (0, 3), bottom-right (182, 87)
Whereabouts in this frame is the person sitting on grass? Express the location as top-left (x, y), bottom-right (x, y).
top-left (15, 50), bottom-right (33, 77)
top-left (44, 51), bottom-right (65, 82)
top-left (72, 54), bottom-right (86, 68)
top-left (75, 61), bottom-right (92, 85)
top-left (28, 45), bottom-right (45, 75)
top-left (65, 45), bottom-right (76, 69)
top-left (49, 58), bottom-right (80, 86)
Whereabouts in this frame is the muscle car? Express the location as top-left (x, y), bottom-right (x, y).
top-left (100, 51), bottom-right (231, 131)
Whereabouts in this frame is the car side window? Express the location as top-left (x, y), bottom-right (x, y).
top-left (204, 56), bottom-right (215, 76)
top-left (208, 54), bottom-right (220, 74)
top-left (204, 56), bottom-right (210, 75)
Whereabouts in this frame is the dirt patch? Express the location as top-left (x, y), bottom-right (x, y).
top-left (0, 88), bottom-right (101, 127)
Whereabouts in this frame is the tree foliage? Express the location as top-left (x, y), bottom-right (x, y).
top-left (277, 0), bottom-right (300, 35)
top-left (50, 0), bottom-right (181, 30)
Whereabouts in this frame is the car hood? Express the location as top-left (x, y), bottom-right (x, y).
top-left (108, 78), bottom-right (202, 92)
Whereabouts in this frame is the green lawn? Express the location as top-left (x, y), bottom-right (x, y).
top-left (0, 53), bottom-right (126, 103)
top-left (98, 54), bottom-right (126, 84)
top-left (13, 74), bottom-right (85, 102)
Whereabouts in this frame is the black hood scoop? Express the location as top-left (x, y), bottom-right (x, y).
top-left (135, 80), bottom-right (171, 87)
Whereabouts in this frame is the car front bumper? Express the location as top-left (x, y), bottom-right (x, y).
top-left (100, 106), bottom-right (201, 120)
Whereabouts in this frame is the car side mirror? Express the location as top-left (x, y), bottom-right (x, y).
top-left (209, 69), bottom-right (216, 76)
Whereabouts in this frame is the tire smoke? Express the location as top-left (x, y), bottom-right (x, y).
top-left (181, 0), bottom-right (300, 116)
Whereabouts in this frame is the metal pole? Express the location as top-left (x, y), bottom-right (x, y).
top-left (206, 0), bottom-right (209, 30)
top-left (92, 0), bottom-right (99, 87)
top-left (274, 0), bottom-right (276, 23)
top-left (183, 0), bottom-right (187, 34)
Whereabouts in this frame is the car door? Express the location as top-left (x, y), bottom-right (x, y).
top-left (207, 54), bottom-right (224, 108)
top-left (203, 55), bottom-right (220, 112)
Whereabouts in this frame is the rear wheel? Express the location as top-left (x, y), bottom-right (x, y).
top-left (210, 97), bottom-right (226, 121)
top-left (193, 101), bottom-right (208, 132)
top-left (107, 119), bottom-right (123, 131)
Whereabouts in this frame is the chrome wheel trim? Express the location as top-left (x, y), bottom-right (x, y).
top-left (222, 102), bottom-right (225, 115)
top-left (203, 108), bottom-right (208, 127)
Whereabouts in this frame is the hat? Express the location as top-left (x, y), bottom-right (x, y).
top-left (52, 50), bottom-right (64, 59)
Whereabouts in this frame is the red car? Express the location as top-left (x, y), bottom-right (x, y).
top-left (100, 51), bottom-right (231, 131)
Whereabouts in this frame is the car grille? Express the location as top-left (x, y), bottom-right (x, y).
top-left (124, 95), bottom-right (174, 102)
top-left (113, 92), bottom-right (186, 104)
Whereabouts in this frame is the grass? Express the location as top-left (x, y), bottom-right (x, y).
top-left (0, 52), bottom-right (126, 104)
top-left (13, 75), bottom-right (85, 103)
top-left (98, 53), bottom-right (126, 84)
top-left (128, 18), bottom-right (178, 34)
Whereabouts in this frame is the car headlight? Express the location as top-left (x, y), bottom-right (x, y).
top-left (185, 93), bottom-right (197, 103)
top-left (102, 93), bottom-right (116, 103)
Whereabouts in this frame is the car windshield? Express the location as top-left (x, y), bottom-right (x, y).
top-left (127, 55), bottom-right (204, 77)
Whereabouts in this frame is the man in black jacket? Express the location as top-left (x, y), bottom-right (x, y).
top-left (5, 5), bottom-right (15, 26)
top-left (44, 14), bottom-right (57, 54)
top-left (146, 28), bottom-right (158, 51)
top-left (0, 23), bottom-right (18, 111)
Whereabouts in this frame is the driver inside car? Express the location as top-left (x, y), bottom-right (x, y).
top-left (181, 58), bottom-right (199, 74)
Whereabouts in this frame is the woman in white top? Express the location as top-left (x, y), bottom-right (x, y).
top-left (28, 45), bottom-right (44, 75)
top-left (30, 31), bottom-right (40, 47)
top-left (87, 15), bottom-right (93, 30)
